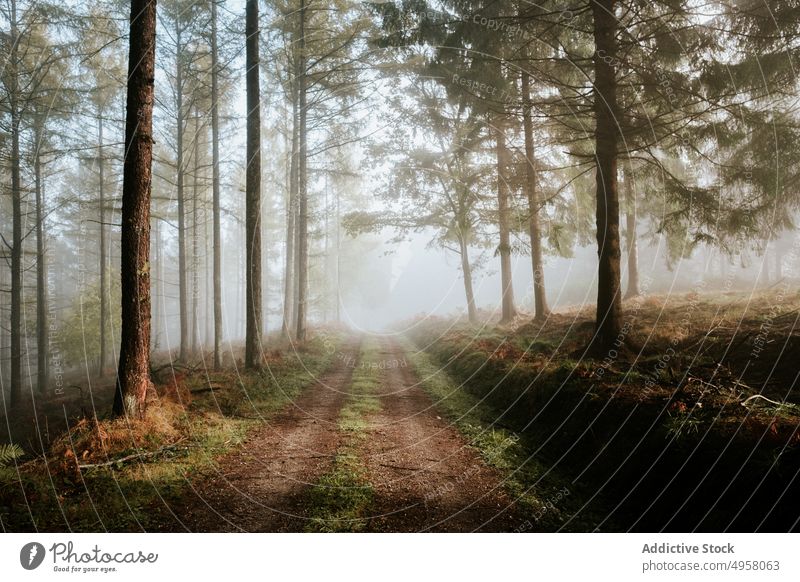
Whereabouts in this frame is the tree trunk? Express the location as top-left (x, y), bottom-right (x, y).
top-left (590, 0), bottom-right (623, 354)
top-left (335, 183), bottom-right (341, 323)
top-left (98, 110), bottom-right (109, 376)
top-left (295, 0), bottom-right (309, 341)
top-left (153, 218), bottom-right (161, 350)
top-left (205, 187), bottom-right (211, 346)
top-left (282, 96), bottom-right (298, 337)
top-left (245, 0), bottom-right (263, 368)
top-left (623, 169), bottom-right (640, 298)
top-left (35, 124), bottom-right (47, 394)
top-left (520, 68), bottom-right (550, 320)
top-left (9, 0), bottom-right (21, 408)
top-left (211, 0), bottom-right (223, 370)
top-left (494, 116), bottom-right (517, 323)
top-left (458, 231), bottom-right (477, 323)
top-left (292, 189), bottom-right (301, 331)
top-left (175, 21), bottom-right (188, 362)
top-left (1, 266), bottom-right (8, 391)
top-left (191, 113), bottom-right (200, 355)
top-left (113, 0), bottom-right (157, 418)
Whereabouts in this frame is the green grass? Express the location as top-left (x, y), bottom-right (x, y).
top-left (305, 339), bottom-right (382, 532)
top-left (664, 409), bottom-right (705, 441)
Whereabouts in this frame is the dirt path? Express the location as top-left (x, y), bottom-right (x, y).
top-left (357, 337), bottom-right (523, 532)
top-left (159, 341), bottom-right (360, 532)
top-left (156, 335), bottom-right (523, 532)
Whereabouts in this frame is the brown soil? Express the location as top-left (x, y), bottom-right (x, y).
top-left (357, 338), bottom-right (523, 532)
top-left (155, 339), bottom-right (361, 532)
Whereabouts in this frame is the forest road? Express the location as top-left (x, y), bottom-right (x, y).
top-left (356, 337), bottom-right (523, 532)
top-left (154, 335), bottom-right (523, 532)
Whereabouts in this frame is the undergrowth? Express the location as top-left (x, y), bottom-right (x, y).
top-left (0, 332), bottom-right (343, 532)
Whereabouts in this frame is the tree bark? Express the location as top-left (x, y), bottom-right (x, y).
top-left (245, 0), bottom-right (263, 368)
top-left (521, 68), bottom-right (550, 320)
top-left (282, 93), bottom-right (298, 337)
top-left (205, 184), bottom-right (211, 346)
top-left (623, 169), bottom-right (640, 298)
top-left (153, 217), bottom-right (161, 349)
top-left (34, 124), bottom-right (47, 394)
top-left (1, 266), bottom-right (8, 391)
top-left (210, 0), bottom-right (223, 370)
top-left (494, 116), bottom-right (518, 323)
top-left (98, 110), bottom-right (109, 376)
top-left (590, 0), bottom-right (623, 353)
top-left (9, 0), bottom-right (22, 408)
top-left (175, 20), bottom-right (188, 362)
top-left (295, 0), bottom-right (309, 341)
top-left (113, 0), bottom-right (157, 418)
top-left (191, 113), bottom-right (200, 355)
top-left (335, 183), bottom-right (341, 323)
top-left (458, 231), bottom-right (477, 323)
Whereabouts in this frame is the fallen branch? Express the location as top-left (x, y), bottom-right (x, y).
top-left (78, 438), bottom-right (187, 470)
top-left (741, 394), bottom-right (786, 408)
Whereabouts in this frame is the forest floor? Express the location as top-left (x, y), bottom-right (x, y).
top-left (153, 337), bottom-right (530, 532)
top-left (2, 290), bottom-right (799, 532)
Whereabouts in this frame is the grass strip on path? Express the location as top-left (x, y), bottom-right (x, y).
top-left (305, 337), bottom-right (383, 532)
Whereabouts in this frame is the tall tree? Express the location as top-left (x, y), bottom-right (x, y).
top-left (269, 0), bottom-right (367, 337)
top-left (0, 0), bottom-right (67, 402)
top-left (520, 66), bottom-right (550, 320)
top-left (33, 120), bottom-right (47, 393)
top-left (245, 0), bottom-right (262, 368)
top-left (81, 6), bottom-right (125, 377)
top-left (170, 2), bottom-right (190, 361)
top-left (494, 114), bottom-right (518, 323)
top-left (113, 0), bottom-right (157, 418)
top-left (589, 0), bottom-right (622, 352)
top-left (294, 0), bottom-right (309, 341)
top-left (6, 0), bottom-right (22, 407)
top-left (210, 0), bottom-right (223, 369)
top-left (622, 167), bottom-right (639, 298)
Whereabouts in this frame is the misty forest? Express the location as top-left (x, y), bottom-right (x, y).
top-left (1, 0), bottom-right (800, 533)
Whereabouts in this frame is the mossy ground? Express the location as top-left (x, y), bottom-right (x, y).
top-left (0, 333), bottom-right (343, 532)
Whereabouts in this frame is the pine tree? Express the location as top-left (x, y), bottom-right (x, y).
top-left (113, 0), bottom-right (157, 418)
top-left (245, 0), bottom-right (263, 368)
